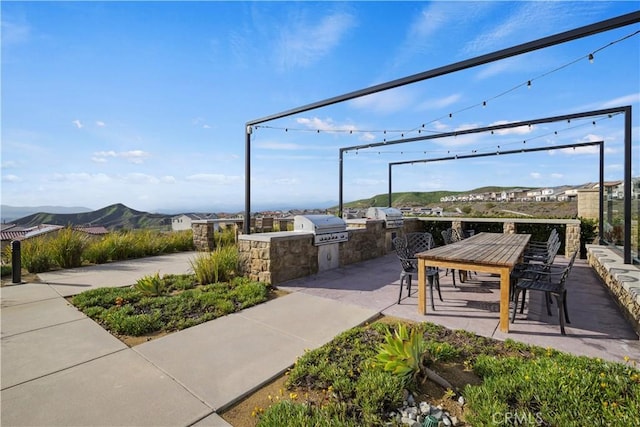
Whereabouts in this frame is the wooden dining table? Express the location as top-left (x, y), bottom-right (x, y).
top-left (417, 232), bottom-right (531, 333)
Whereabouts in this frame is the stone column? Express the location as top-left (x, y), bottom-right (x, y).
top-left (192, 220), bottom-right (216, 251)
top-left (503, 222), bottom-right (516, 234)
top-left (566, 222), bottom-right (581, 257)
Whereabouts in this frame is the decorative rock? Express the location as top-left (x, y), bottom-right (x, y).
top-left (407, 394), bottom-right (416, 405)
top-left (430, 408), bottom-right (443, 420)
top-left (407, 407), bottom-right (418, 419)
top-left (457, 395), bottom-right (465, 406)
top-left (450, 416), bottom-right (459, 426)
top-left (419, 402), bottom-right (431, 414)
top-left (442, 415), bottom-right (452, 426)
top-left (401, 416), bottom-right (414, 425)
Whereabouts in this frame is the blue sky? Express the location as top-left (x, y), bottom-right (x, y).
top-left (2, 1), bottom-right (639, 213)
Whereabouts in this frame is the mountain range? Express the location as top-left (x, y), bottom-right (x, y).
top-left (3, 203), bottom-right (171, 230)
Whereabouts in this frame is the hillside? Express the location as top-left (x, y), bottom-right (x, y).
top-left (12, 203), bottom-right (171, 230)
top-left (343, 187), bottom-right (519, 209)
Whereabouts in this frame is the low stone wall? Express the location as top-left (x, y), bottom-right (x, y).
top-left (237, 220), bottom-right (410, 285)
top-left (418, 217), bottom-right (580, 258)
top-left (587, 245), bottom-right (640, 337)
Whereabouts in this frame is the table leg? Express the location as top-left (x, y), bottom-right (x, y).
top-left (499, 267), bottom-right (511, 332)
top-left (418, 259), bottom-right (426, 315)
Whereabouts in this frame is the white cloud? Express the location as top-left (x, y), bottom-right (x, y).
top-left (92, 150), bottom-right (150, 164)
top-left (72, 119), bottom-right (83, 129)
top-left (2, 174), bottom-right (21, 182)
top-left (296, 117), bottom-right (357, 133)
top-left (50, 173), bottom-right (111, 183)
top-left (530, 172), bottom-right (541, 179)
top-left (489, 121), bottom-right (534, 135)
top-left (276, 11), bottom-right (355, 70)
top-left (1, 160), bottom-right (18, 169)
top-left (185, 174), bottom-right (242, 184)
top-left (417, 94), bottom-right (462, 111)
top-left (1, 18), bottom-right (30, 46)
top-left (255, 141), bottom-right (305, 150)
top-left (161, 176), bottom-right (177, 184)
top-left (353, 178), bottom-right (385, 186)
top-left (350, 87), bottom-right (415, 114)
top-left (600, 93), bottom-right (640, 109)
top-left (96, 121), bottom-right (106, 127)
top-left (551, 173), bottom-right (564, 179)
top-left (274, 177), bottom-right (299, 185)
top-left (124, 173), bottom-right (160, 185)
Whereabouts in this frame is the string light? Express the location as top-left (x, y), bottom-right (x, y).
top-left (253, 30), bottom-right (638, 139)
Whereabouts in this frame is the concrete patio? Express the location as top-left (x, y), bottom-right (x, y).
top-left (1, 250), bottom-right (638, 426)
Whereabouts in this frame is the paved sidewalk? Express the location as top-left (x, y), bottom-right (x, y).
top-left (2, 251), bottom-right (638, 426)
top-left (1, 253), bottom-right (378, 426)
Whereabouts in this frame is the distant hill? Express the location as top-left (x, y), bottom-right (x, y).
top-left (342, 187), bottom-right (520, 209)
top-left (10, 203), bottom-right (171, 230)
top-left (1, 205), bottom-right (92, 223)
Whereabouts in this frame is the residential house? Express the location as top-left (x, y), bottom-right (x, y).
top-left (171, 213), bottom-right (218, 231)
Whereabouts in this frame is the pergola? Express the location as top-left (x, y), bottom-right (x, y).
top-left (244, 11), bottom-right (640, 264)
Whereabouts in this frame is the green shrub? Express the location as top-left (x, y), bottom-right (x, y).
top-left (1, 264), bottom-right (12, 277)
top-left (21, 237), bottom-right (54, 273)
top-left (71, 287), bottom-right (141, 310)
top-left (50, 227), bottom-right (88, 269)
top-left (191, 245), bottom-right (238, 285)
top-left (354, 369), bottom-right (404, 425)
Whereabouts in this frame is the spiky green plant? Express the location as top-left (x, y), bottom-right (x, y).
top-left (190, 245), bottom-right (238, 285)
top-left (50, 227), bottom-right (88, 269)
top-left (375, 323), bottom-right (426, 385)
top-left (134, 272), bottom-right (167, 297)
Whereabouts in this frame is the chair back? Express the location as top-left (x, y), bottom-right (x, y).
top-left (557, 250), bottom-right (579, 289)
top-left (441, 228), bottom-right (453, 245)
top-left (406, 232), bottom-right (434, 257)
top-left (392, 237), bottom-right (417, 273)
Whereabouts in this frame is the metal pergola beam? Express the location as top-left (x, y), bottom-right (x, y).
top-left (340, 106), bottom-right (627, 213)
top-left (340, 105), bottom-right (631, 261)
top-left (386, 141), bottom-right (604, 242)
top-left (244, 12), bottom-right (639, 263)
top-left (388, 141), bottom-right (604, 207)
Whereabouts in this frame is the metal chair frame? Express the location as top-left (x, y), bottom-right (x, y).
top-left (511, 250), bottom-right (578, 335)
top-left (393, 235), bottom-right (442, 309)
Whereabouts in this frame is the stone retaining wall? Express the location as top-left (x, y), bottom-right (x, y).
top-left (587, 245), bottom-right (640, 337)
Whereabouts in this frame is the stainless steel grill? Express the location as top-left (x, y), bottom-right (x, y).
top-left (366, 207), bottom-right (404, 228)
top-left (293, 214), bottom-right (348, 246)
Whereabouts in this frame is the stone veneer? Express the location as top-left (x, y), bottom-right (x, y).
top-left (210, 216), bottom-right (582, 286)
top-left (191, 220), bottom-right (217, 251)
top-left (587, 245), bottom-right (640, 337)
top-left (237, 218), bottom-right (424, 285)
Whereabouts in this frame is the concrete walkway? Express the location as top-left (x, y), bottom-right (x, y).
top-left (2, 251), bottom-right (638, 426)
top-left (1, 253), bottom-right (378, 426)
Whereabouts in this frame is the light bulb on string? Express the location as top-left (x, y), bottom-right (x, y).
top-left (527, 80), bottom-right (532, 89)
top-left (482, 101), bottom-right (487, 108)
top-left (588, 53), bottom-right (594, 63)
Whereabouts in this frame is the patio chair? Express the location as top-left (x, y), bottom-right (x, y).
top-left (523, 229), bottom-right (559, 261)
top-left (510, 238), bottom-right (560, 300)
top-left (511, 250), bottom-right (578, 335)
top-left (405, 232), bottom-right (435, 256)
top-left (392, 236), bottom-right (442, 309)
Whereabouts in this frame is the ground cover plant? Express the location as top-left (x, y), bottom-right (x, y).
top-left (72, 273), bottom-right (271, 341)
top-left (70, 247), bottom-right (274, 344)
top-left (222, 319), bottom-right (639, 427)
